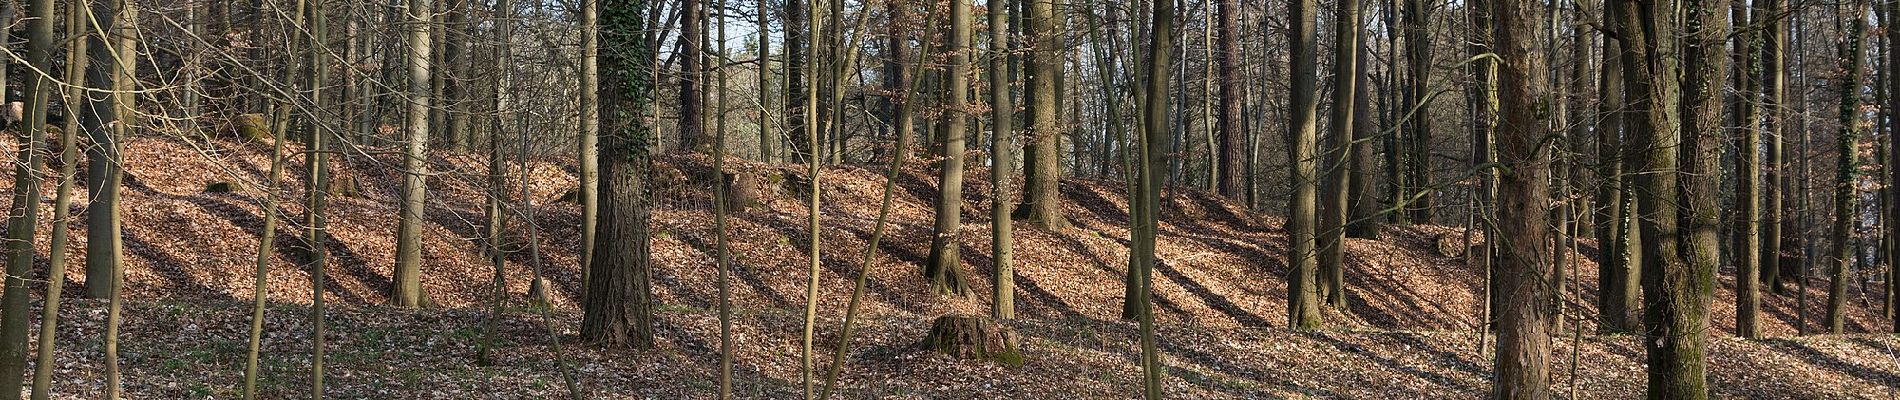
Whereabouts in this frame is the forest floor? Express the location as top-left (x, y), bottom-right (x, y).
top-left (5, 135), bottom-right (1899, 398)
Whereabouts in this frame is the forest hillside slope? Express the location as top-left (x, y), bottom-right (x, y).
top-left (2, 136), bottom-right (1895, 398)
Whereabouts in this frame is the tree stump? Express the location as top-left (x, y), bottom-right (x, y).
top-left (204, 181), bottom-right (242, 193)
top-left (329, 173), bottom-right (364, 198)
top-left (527, 277), bottom-right (553, 307)
top-left (723, 170), bottom-right (765, 211)
top-left (919, 315), bottom-right (1024, 367)
top-left (234, 113), bottom-right (271, 142)
top-left (1434, 232), bottom-right (1466, 258)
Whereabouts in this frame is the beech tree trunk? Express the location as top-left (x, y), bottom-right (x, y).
top-left (924, 0), bottom-right (974, 297)
top-left (393, 0), bottom-right (436, 308)
top-left (1318, 0), bottom-right (1362, 310)
top-left (1019, 0), bottom-right (1068, 231)
top-left (1287, 0), bottom-right (1325, 330)
top-left (0, 0), bottom-right (57, 394)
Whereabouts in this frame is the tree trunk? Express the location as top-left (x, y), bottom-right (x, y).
top-left (442, 0), bottom-right (468, 150)
top-left (1594, 0), bottom-right (1637, 334)
top-left (0, 0), bottom-right (57, 394)
top-left (1884, 0), bottom-right (1900, 333)
top-left (989, 0), bottom-right (1016, 320)
top-left (82, 0), bottom-right (128, 300)
top-left (585, 0), bottom-right (658, 349)
top-left (1491, 0), bottom-right (1555, 393)
top-left (1614, 0), bottom-right (1707, 394)
top-left (33, 3), bottom-right (90, 397)
top-left (1402, 0), bottom-right (1434, 224)
top-left (1215, 0), bottom-right (1244, 199)
top-left (1737, 0), bottom-right (1767, 339)
top-left (1827, 0), bottom-right (1868, 334)
top-left (1346, 42), bottom-right (1381, 240)
top-left (304, 0), bottom-right (333, 393)
top-left (579, 0), bottom-right (600, 297)
top-left (1287, 0), bottom-right (1325, 330)
top-left (1762, 0), bottom-right (1788, 295)
top-left (393, 0), bottom-right (436, 308)
top-left (925, 0), bottom-right (974, 297)
top-left (1134, 0), bottom-right (1175, 395)
top-left (680, 0), bottom-right (704, 152)
top-left (1319, 0), bottom-right (1362, 310)
top-left (1019, 0), bottom-right (1068, 231)
top-left (786, 0), bottom-right (810, 163)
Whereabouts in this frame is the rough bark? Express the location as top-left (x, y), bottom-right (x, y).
top-left (1826, 0), bottom-right (1868, 334)
top-left (1491, 0), bottom-right (1555, 394)
top-left (584, 0), bottom-right (658, 349)
top-left (1215, 0), bottom-right (1245, 199)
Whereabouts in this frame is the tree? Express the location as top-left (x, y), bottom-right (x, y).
top-left (1214, 0), bottom-right (1244, 199)
top-left (244, 0), bottom-right (309, 396)
top-left (989, 0), bottom-right (1017, 320)
top-left (1826, 0), bottom-right (1867, 334)
top-left (33, 1), bottom-right (91, 397)
top-left (924, 0), bottom-right (975, 297)
top-left (305, 0), bottom-right (334, 393)
top-left (82, 0), bottom-right (130, 300)
top-left (1885, 0), bottom-right (1900, 333)
top-left (0, 0), bottom-right (57, 394)
top-left (584, 0), bottom-right (658, 349)
top-left (1134, 0), bottom-right (1176, 395)
top-left (98, 2), bottom-right (139, 395)
top-left (393, 0), bottom-right (437, 308)
top-left (1736, 0), bottom-right (1767, 339)
top-left (579, 0), bottom-right (601, 295)
top-left (1347, 41), bottom-right (1381, 240)
top-left (1491, 0), bottom-right (1555, 393)
top-left (758, 0), bottom-right (776, 162)
top-left (714, 1), bottom-right (736, 395)
top-left (1401, 0), bottom-right (1435, 223)
top-left (786, 0), bottom-right (811, 163)
top-left (1017, 0), bottom-right (1068, 230)
top-left (1594, 0), bottom-right (1638, 333)
top-left (1318, 0), bottom-right (1363, 310)
top-left (443, 0), bottom-right (469, 150)
top-left (680, 0), bottom-right (705, 151)
top-left (1762, 0), bottom-right (1787, 295)
top-left (1613, 0), bottom-right (1713, 393)
top-left (1287, 0), bottom-right (1325, 329)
